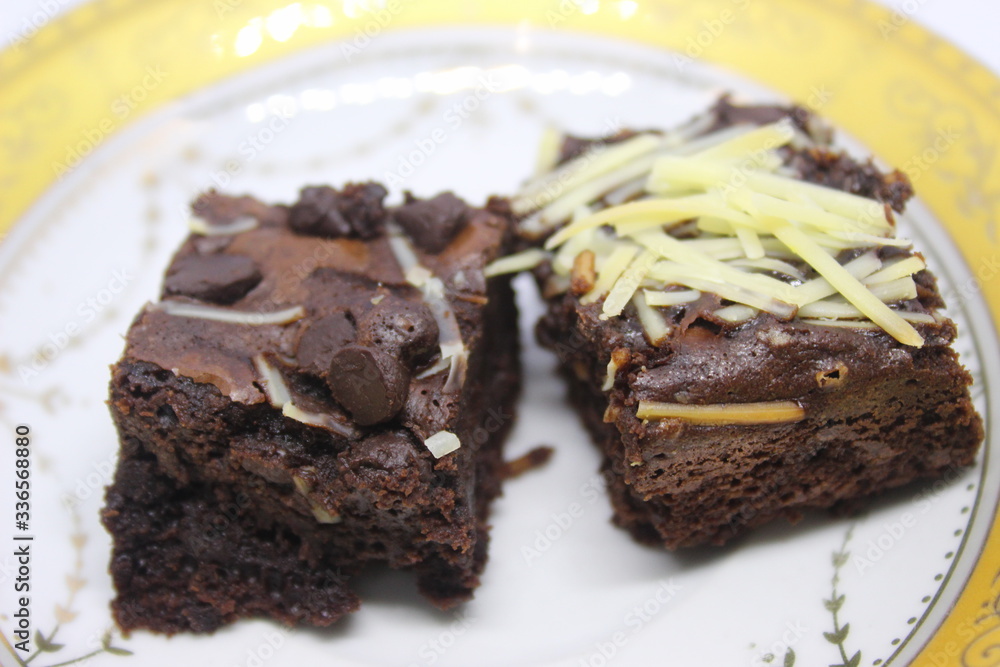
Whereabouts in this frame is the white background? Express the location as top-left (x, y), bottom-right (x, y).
top-left (0, 0), bottom-right (998, 76)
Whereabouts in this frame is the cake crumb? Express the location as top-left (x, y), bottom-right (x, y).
top-left (758, 327), bottom-right (793, 347)
top-left (571, 250), bottom-right (596, 295)
top-left (502, 446), bottom-right (555, 479)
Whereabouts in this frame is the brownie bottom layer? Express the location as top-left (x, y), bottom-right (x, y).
top-left (103, 449), bottom-right (360, 633)
top-left (558, 358), bottom-right (981, 549)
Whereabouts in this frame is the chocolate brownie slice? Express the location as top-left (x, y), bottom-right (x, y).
top-left (102, 184), bottom-right (520, 632)
top-left (510, 97), bottom-right (983, 549)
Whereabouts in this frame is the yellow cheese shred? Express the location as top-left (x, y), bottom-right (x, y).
top-left (773, 225), bottom-right (923, 347)
top-left (581, 244), bottom-right (638, 305)
top-left (637, 400), bottom-right (805, 424)
top-left (602, 251), bottom-right (656, 319)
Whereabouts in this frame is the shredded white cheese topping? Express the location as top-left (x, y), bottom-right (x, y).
top-left (154, 302), bottom-right (305, 325)
top-left (514, 119), bottom-right (930, 347)
top-left (253, 355), bottom-right (292, 408)
top-left (484, 248), bottom-right (550, 277)
top-left (282, 402), bottom-right (356, 439)
top-left (309, 503), bottom-right (342, 524)
top-left (386, 229), bottom-right (469, 392)
top-left (602, 357), bottom-right (620, 392)
top-left (188, 215), bottom-right (260, 236)
top-left (252, 355), bottom-right (356, 437)
top-left (423, 430), bottom-right (461, 458)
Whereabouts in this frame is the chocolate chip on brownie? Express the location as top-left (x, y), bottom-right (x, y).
top-left (289, 182), bottom-right (388, 239)
top-left (295, 312), bottom-right (357, 377)
top-left (328, 344), bottom-right (410, 425)
top-left (356, 298), bottom-right (439, 365)
top-left (163, 253), bottom-right (262, 304)
top-left (393, 192), bottom-right (468, 253)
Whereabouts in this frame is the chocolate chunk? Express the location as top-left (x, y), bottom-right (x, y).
top-left (328, 345), bottom-right (410, 425)
top-left (290, 186), bottom-right (350, 237)
top-left (289, 182), bottom-right (387, 239)
top-left (295, 312), bottom-right (356, 376)
top-left (485, 195), bottom-right (513, 218)
top-left (357, 299), bottom-right (439, 364)
top-left (337, 182), bottom-right (389, 238)
top-left (163, 254), bottom-right (261, 304)
top-left (558, 130), bottom-right (639, 164)
top-left (708, 97), bottom-right (804, 131)
top-left (789, 150), bottom-right (913, 212)
top-left (393, 192), bottom-right (468, 253)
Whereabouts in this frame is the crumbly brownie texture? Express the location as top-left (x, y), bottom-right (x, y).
top-left (519, 97), bottom-right (983, 549)
top-left (103, 185), bottom-right (521, 633)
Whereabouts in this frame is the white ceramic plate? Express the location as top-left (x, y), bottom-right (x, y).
top-left (0, 22), bottom-right (995, 667)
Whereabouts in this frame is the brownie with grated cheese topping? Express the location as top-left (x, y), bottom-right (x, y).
top-left (102, 185), bottom-right (521, 633)
top-left (522, 98), bottom-right (983, 549)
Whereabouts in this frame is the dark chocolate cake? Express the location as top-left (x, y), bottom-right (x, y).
top-left (102, 185), bottom-right (521, 632)
top-left (509, 98), bottom-right (983, 549)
